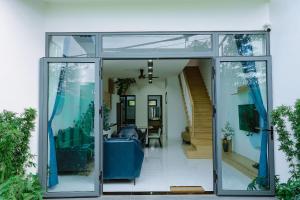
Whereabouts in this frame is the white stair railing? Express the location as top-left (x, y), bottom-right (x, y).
top-left (179, 72), bottom-right (193, 128)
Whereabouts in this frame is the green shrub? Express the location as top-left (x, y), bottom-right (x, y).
top-left (272, 99), bottom-right (300, 200)
top-left (0, 174), bottom-right (42, 200)
top-left (0, 108), bottom-right (42, 199)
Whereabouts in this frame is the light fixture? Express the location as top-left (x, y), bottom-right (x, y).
top-left (148, 59), bottom-right (153, 67)
top-left (148, 59), bottom-right (154, 84)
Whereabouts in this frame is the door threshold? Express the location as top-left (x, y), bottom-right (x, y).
top-left (103, 191), bottom-right (214, 195)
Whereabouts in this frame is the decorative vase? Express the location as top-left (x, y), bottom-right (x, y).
top-left (222, 138), bottom-right (229, 152)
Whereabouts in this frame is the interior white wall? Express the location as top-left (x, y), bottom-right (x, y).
top-left (127, 80), bottom-right (165, 129)
top-left (103, 78), bottom-right (167, 135)
top-left (103, 75), bottom-right (187, 143)
top-left (166, 76), bottom-right (188, 140)
top-left (0, 0), bottom-right (45, 171)
top-left (270, 0), bottom-right (300, 183)
top-left (43, 0), bottom-right (270, 32)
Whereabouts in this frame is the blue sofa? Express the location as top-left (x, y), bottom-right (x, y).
top-left (103, 134), bottom-right (144, 182)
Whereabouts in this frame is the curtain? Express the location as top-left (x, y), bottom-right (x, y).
top-left (235, 34), bottom-right (268, 187)
top-left (48, 37), bottom-right (70, 188)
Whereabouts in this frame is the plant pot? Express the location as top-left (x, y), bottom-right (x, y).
top-left (222, 139), bottom-right (229, 152)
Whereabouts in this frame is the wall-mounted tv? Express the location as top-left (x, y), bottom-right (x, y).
top-left (238, 104), bottom-right (260, 133)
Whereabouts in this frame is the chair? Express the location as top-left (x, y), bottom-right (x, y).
top-left (148, 128), bottom-right (162, 147)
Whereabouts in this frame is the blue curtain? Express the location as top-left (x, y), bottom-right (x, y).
top-left (234, 34), bottom-right (268, 187)
top-left (48, 37), bottom-right (70, 188)
top-left (48, 69), bottom-right (65, 187)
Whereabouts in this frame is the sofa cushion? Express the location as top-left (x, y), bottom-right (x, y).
top-left (119, 126), bottom-right (138, 139)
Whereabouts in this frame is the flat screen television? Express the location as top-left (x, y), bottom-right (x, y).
top-left (238, 104), bottom-right (260, 133)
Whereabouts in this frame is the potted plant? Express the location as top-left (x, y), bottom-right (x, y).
top-left (221, 121), bottom-right (235, 152)
top-left (103, 104), bottom-right (111, 132)
top-left (114, 78), bottom-right (136, 95)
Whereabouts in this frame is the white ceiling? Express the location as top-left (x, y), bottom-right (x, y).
top-left (103, 59), bottom-right (189, 79)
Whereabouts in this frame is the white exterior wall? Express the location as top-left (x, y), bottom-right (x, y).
top-left (0, 0), bottom-right (45, 170)
top-left (0, 0), bottom-right (299, 181)
top-left (270, 0), bottom-right (300, 183)
top-left (43, 0), bottom-right (270, 32)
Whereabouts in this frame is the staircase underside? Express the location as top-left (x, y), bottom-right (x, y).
top-left (183, 67), bottom-right (213, 159)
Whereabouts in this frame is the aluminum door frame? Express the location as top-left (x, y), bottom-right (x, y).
top-left (38, 57), bottom-right (102, 198)
top-left (214, 56), bottom-right (274, 196)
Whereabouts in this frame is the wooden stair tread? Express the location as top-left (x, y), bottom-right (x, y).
top-left (182, 66), bottom-right (213, 159)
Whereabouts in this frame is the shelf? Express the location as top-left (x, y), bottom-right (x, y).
top-left (231, 85), bottom-right (249, 95)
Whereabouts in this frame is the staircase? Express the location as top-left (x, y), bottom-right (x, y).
top-left (182, 67), bottom-right (212, 159)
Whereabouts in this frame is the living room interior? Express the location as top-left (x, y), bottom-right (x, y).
top-left (101, 59), bottom-right (214, 193)
top-left (101, 57), bottom-right (266, 193)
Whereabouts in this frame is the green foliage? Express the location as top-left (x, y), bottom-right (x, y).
top-left (103, 104), bottom-right (111, 131)
top-left (0, 108), bottom-right (36, 180)
top-left (0, 174), bottom-right (42, 200)
top-left (221, 121), bottom-right (235, 140)
top-left (247, 176), bottom-right (269, 191)
top-left (74, 101), bottom-right (95, 135)
top-left (115, 78), bottom-right (136, 95)
top-left (275, 175), bottom-right (300, 200)
top-left (272, 99), bottom-right (300, 200)
top-left (0, 108), bottom-right (42, 199)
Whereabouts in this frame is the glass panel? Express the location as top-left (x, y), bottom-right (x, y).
top-left (126, 96), bottom-right (136, 124)
top-left (103, 34), bottom-right (212, 53)
top-left (49, 35), bottom-right (96, 57)
top-left (219, 34), bottom-right (266, 56)
top-left (47, 62), bottom-right (96, 192)
top-left (120, 95), bottom-right (136, 124)
top-left (219, 61), bottom-right (269, 191)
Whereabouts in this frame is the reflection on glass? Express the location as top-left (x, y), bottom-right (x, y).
top-left (49, 35), bottom-right (96, 57)
top-left (47, 62), bottom-right (95, 192)
top-left (219, 34), bottom-right (266, 56)
top-left (219, 61), bottom-right (269, 191)
top-left (103, 34), bottom-right (212, 53)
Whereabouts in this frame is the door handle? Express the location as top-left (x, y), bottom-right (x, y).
top-left (254, 126), bottom-right (274, 140)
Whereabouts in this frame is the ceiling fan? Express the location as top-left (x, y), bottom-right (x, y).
top-left (138, 69), bottom-right (159, 79)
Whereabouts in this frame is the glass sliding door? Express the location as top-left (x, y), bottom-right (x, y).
top-left (214, 57), bottom-right (274, 195)
top-left (40, 58), bottom-right (101, 198)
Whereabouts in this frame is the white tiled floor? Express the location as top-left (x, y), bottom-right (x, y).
top-left (104, 138), bottom-right (253, 192)
top-left (103, 138), bottom-right (214, 192)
